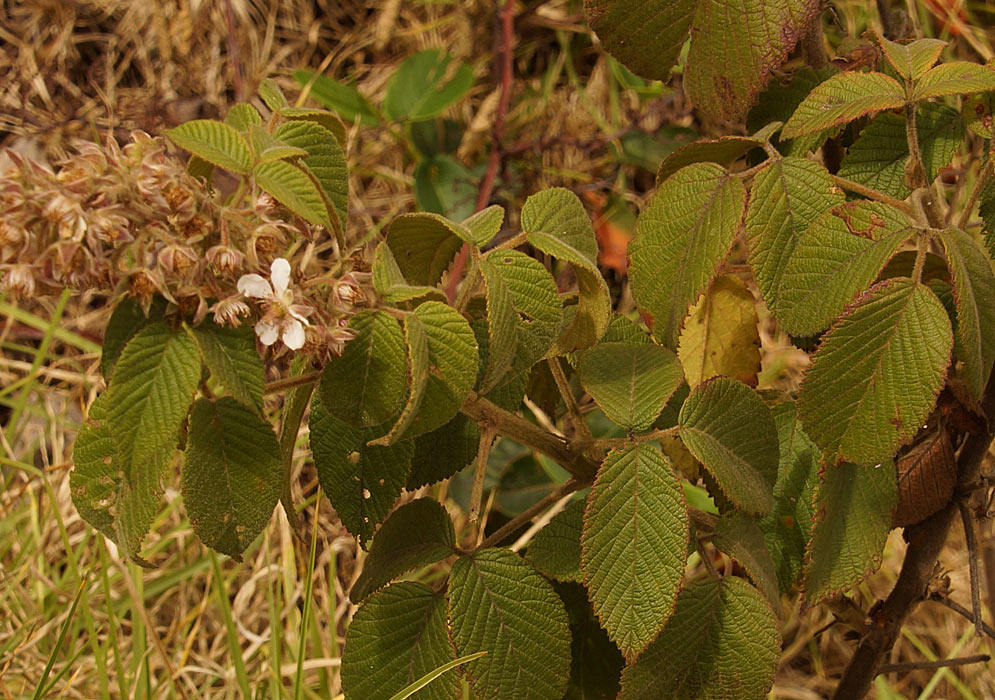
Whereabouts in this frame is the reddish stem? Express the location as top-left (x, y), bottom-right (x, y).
top-left (445, 0), bottom-right (515, 303)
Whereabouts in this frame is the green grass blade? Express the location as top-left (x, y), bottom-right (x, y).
top-left (386, 652), bottom-right (487, 700)
top-left (294, 498), bottom-right (321, 700)
top-left (31, 577), bottom-right (86, 700)
top-left (210, 551), bottom-right (253, 697)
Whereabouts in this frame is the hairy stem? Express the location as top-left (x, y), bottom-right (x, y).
top-left (547, 357), bottom-right (593, 445)
top-left (830, 175), bottom-right (919, 219)
top-left (264, 370), bottom-right (320, 395)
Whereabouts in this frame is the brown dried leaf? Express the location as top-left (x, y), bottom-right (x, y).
top-left (893, 429), bottom-right (956, 527)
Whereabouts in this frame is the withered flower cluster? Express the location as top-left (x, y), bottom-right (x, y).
top-left (0, 132), bottom-right (368, 355)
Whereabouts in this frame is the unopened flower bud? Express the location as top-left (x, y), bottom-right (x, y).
top-left (2, 265), bottom-right (36, 298)
top-left (206, 245), bottom-right (244, 274)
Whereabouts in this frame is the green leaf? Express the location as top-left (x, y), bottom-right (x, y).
top-left (522, 188), bottom-right (610, 354)
top-left (618, 577), bottom-right (780, 700)
top-left (526, 499), bottom-right (584, 583)
top-left (319, 310), bottom-right (408, 428)
top-left (341, 582), bottom-right (457, 700)
top-left (777, 202), bottom-right (913, 336)
top-left (413, 155), bottom-right (476, 220)
top-left (838, 102), bottom-right (964, 199)
top-left (630, 163), bottom-right (746, 348)
top-left (252, 159), bottom-right (331, 227)
top-left (449, 548), bottom-right (571, 700)
top-left (712, 511), bottom-right (780, 609)
top-left (101, 296), bottom-right (165, 378)
top-left (181, 397), bottom-right (282, 558)
top-left (581, 444), bottom-right (689, 659)
top-left (479, 257), bottom-right (520, 392)
top-left (586, 0), bottom-right (818, 122)
top-left (657, 135), bottom-right (763, 185)
top-left (484, 250), bottom-right (562, 370)
top-left (746, 157), bottom-right (845, 317)
top-left (406, 413), bottom-right (481, 489)
top-left (350, 498), bottom-right (455, 603)
top-left (166, 119), bottom-right (253, 174)
top-left (70, 396), bottom-right (120, 541)
top-left (878, 36), bottom-right (947, 80)
top-left (372, 242), bottom-right (448, 305)
top-left (677, 274), bottom-right (761, 388)
top-left (937, 227), bottom-right (995, 400)
top-left (463, 205), bottom-right (505, 246)
top-left (224, 103), bottom-right (263, 131)
top-left (375, 302), bottom-right (478, 445)
top-left (104, 323), bottom-right (202, 555)
top-left (576, 342), bottom-right (684, 432)
top-left (748, 66), bottom-right (841, 156)
top-left (192, 322), bottom-right (265, 412)
top-left (804, 461), bottom-right (897, 603)
top-left (278, 107), bottom-right (348, 148)
top-left (962, 93), bottom-right (995, 138)
top-left (798, 279), bottom-right (953, 464)
top-left (677, 378), bottom-right (779, 515)
top-left (781, 72), bottom-right (905, 140)
top-left (384, 49), bottom-right (474, 122)
top-left (293, 70), bottom-right (380, 126)
top-left (274, 120), bottom-right (349, 228)
top-left (386, 212), bottom-right (474, 287)
top-left (309, 394), bottom-right (413, 544)
top-left (912, 61), bottom-right (995, 101)
top-left (258, 78), bottom-right (289, 110)
top-left (557, 581), bottom-right (624, 700)
top-left (759, 402), bottom-right (820, 593)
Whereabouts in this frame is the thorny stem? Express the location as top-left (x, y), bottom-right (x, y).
top-left (468, 426), bottom-right (497, 522)
top-left (264, 370), bottom-right (320, 394)
top-left (905, 103), bottom-right (946, 228)
top-left (911, 230), bottom-right (931, 285)
top-left (473, 478), bottom-right (580, 552)
top-left (830, 175), bottom-right (918, 219)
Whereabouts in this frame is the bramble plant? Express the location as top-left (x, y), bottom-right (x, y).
top-left (0, 1), bottom-right (990, 698)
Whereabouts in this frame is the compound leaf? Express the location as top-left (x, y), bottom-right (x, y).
top-left (293, 70), bottom-right (380, 126)
top-left (798, 279), bottom-right (952, 464)
top-left (781, 72), bottom-right (905, 140)
top-left (583, 0), bottom-right (694, 82)
top-left (745, 157), bottom-right (844, 318)
top-left (252, 159), bottom-right (331, 227)
top-left (912, 61), bottom-right (995, 101)
top-left (526, 498), bottom-right (585, 583)
top-left (618, 577), bottom-right (780, 700)
top-left (193, 322), bottom-right (265, 412)
top-left (165, 119), bottom-right (252, 174)
top-left (878, 36), bottom-right (946, 80)
top-left (748, 66), bottom-right (841, 156)
top-left (804, 462), bottom-right (897, 603)
top-left (224, 103), bottom-right (262, 131)
top-left (274, 120), bottom-right (349, 227)
top-left (576, 342), bottom-right (684, 432)
top-left (937, 227), bottom-right (995, 400)
top-left (677, 378), bottom-right (779, 515)
top-left (319, 310), bottom-right (408, 428)
top-left (657, 135), bottom-right (764, 184)
top-left (677, 274), bottom-right (761, 388)
top-left (479, 257), bottom-right (520, 392)
top-left (712, 511), bottom-right (780, 609)
top-left (350, 498), bottom-right (456, 603)
top-left (384, 49), bottom-right (474, 122)
top-left (630, 163), bottom-right (746, 348)
top-left (581, 444), bottom-right (689, 660)
top-left (449, 548), bottom-right (571, 700)
top-left (386, 212), bottom-right (474, 287)
top-left (406, 413), bottom-right (481, 489)
top-left (309, 393), bottom-right (413, 544)
top-left (463, 205), bottom-right (505, 246)
top-left (341, 582), bottom-right (457, 700)
top-left (181, 397), bottom-right (282, 558)
top-left (371, 242), bottom-right (448, 305)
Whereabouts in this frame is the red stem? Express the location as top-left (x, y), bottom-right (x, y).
top-left (445, 0), bottom-right (515, 303)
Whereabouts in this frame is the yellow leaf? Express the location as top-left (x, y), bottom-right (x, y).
top-left (677, 275), bottom-right (761, 388)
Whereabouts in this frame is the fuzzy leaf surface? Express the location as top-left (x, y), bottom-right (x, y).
top-left (576, 342), bottom-right (684, 431)
top-left (781, 72), bottom-right (905, 139)
top-left (746, 157), bottom-right (845, 318)
top-left (252, 159), bottom-right (331, 227)
top-left (70, 396), bottom-right (119, 542)
top-left (319, 310), bottom-right (408, 428)
top-left (581, 444), bottom-right (688, 659)
top-left (937, 227), bottom-right (995, 400)
top-left (479, 257), bottom-right (520, 392)
top-left (101, 296), bottom-right (165, 378)
top-left (341, 582), bottom-right (457, 700)
top-left (386, 213), bottom-right (473, 287)
top-left (464, 205), bottom-right (505, 246)
top-left (912, 61), bottom-right (995, 100)
top-left (274, 120), bottom-right (349, 227)
top-left (371, 242), bottom-right (448, 305)
top-left (804, 461), bottom-right (897, 603)
top-left (712, 511), bottom-right (780, 609)
top-left (526, 498), bottom-right (585, 583)
top-left (350, 498), bottom-right (455, 603)
top-left (165, 119), bottom-right (252, 174)
top-left (678, 274), bottom-right (761, 388)
top-left (224, 103), bottom-right (262, 131)
top-left (449, 548), bottom-right (571, 700)
top-left (181, 397), bottom-right (282, 557)
top-left (630, 163), bottom-right (746, 348)
top-left (583, 0), bottom-right (694, 81)
top-left (778, 202), bottom-right (912, 336)
top-left (748, 66), bottom-right (841, 155)
top-left (878, 37), bottom-right (946, 80)
top-left (522, 188), bottom-right (610, 353)
top-left (193, 322), bottom-right (265, 411)
top-left (309, 394), bottom-right (413, 544)
top-left (798, 279), bottom-right (952, 464)
top-left (377, 301), bottom-right (478, 444)
top-left (618, 577), bottom-right (780, 700)
top-left (656, 135), bottom-right (763, 184)
top-left (406, 413), bottom-right (481, 489)
top-left (677, 378), bottom-right (779, 515)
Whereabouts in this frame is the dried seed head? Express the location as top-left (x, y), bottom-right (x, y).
top-left (2, 265), bottom-right (36, 298)
top-left (212, 296), bottom-right (251, 326)
top-left (206, 245), bottom-right (245, 275)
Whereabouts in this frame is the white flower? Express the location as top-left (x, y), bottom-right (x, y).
top-left (237, 257), bottom-right (310, 350)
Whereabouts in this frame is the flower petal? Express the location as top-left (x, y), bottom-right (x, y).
top-left (255, 319), bottom-right (280, 346)
top-left (238, 273), bottom-right (273, 299)
top-left (281, 319), bottom-right (306, 350)
top-left (288, 304), bottom-right (312, 325)
top-left (270, 257), bottom-right (291, 298)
